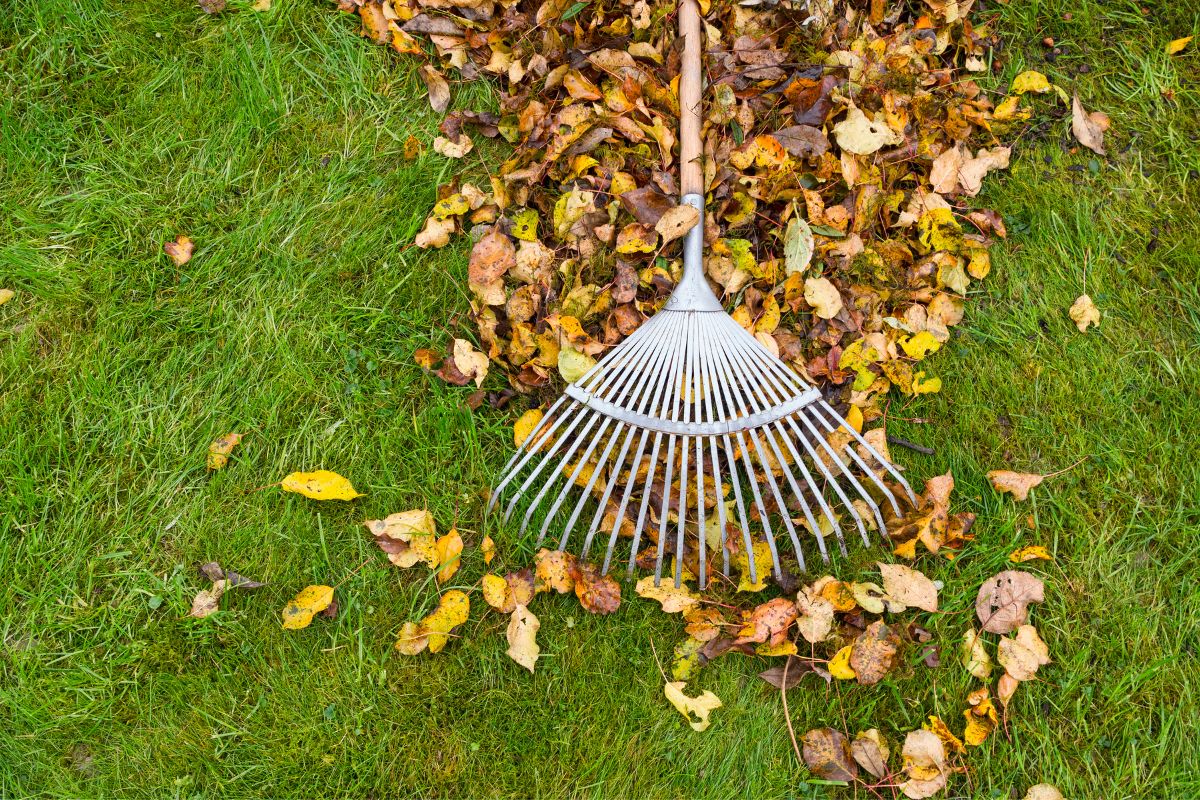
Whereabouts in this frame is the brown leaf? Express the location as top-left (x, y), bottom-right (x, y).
top-left (976, 570), bottom-right (1045, 634)
top-left (574, 563), bottom-right (621, 614)
top-left (850, 620), bottom-right (900, 686)
top-left (469, 227), bottom-right (515, 305)
top-left (772, 125), bottom-right (830, 159)
top-left (733, 597), bottom-right (798, 647)
top-left (534, 548), bottom-right (576, 594)
top-left (198, 0), bottom-right (226, 13)
top-left (758, 655), bottom-right (825, 689)
top-left (418, 65), bottom-right (450, 114)
top-left (801, 728), bottom-right (858, 782)
top-left (190, 579), bottom-right (226, 618)
top-left (1071, 93), bottom-right (1107, 155)
top-left (987, 470), bottom-right (1046, 501)
top-left (654, 204), bottom-right (700, 245)
top-left (851, 729), bottom-right (891, 778)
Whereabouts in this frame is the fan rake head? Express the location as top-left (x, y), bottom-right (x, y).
top-left (488, 304), bottom-right (916, 589)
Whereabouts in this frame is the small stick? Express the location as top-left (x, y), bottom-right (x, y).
top-left (887, 435), bottom-right (935, 455)
top-left (781, 651), bottom-right (804, 768)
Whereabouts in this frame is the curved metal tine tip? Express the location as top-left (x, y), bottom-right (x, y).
top-left (489, 394), bottom-right (569, 510)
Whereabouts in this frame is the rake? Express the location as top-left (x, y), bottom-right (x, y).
top-left (489, 0), bottom-right (915, 588)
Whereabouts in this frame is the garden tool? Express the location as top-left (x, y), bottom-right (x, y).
top-left (489, 0), bottom-right (915, 587)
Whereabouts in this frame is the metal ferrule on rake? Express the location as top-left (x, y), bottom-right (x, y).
top-left (488, 0), bottom-right (916, 588)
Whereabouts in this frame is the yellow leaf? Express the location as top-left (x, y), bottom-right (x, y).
top-left (482, 574), bottom-right (510, 610)
top-left (912, 371), bottom-right (942, 395)
top-left (635, 576), bottom-right (700, 613)
top-left (481, 535), bottom-right (496, 565)
top-left (365, 510), bottom-right (438, 568)
top-left (1068, 294), bottom-right (1100, 332)
top-left (829, 644), bottom-right (857, 679)
top-left (421, 590), bottom-right (470, 653)
top-left (432, 193), bottom-right (470, 220)
top-left (0, 289), bottom-right (14, 305)
top-left (281, 585), bottom-right (334, 630)
top-left (506, 604), bottom-right (540, 672)
top-left (733, 540), bottom-right (773, 592)
top-left (900, 330), bottom-right (942, 361)
top-left (1011, 70), bottom-right (1051, 95)
top-left (916, 207), bottom-right (961, 254)
top-left (961, 628), bottom-right (993, 680)
top-left (844, 405), bottom-right (864, 433)
top-left (923, 715), bottom-right (965, 755)
top-left (281, 470), bottom-right (363, 501)
top-left (558, 345), bottom-right (596, 383)
top-left (395, 621), bottom-right (428, 655)
top-left (534, 548), bottom-right (576, 594)
top-left (1167, 35), bottom-right (1193, 55)
top-left (514, 408), bottom-right (544, 447)
top-left (992, 95), bottom-right (1030, 122)
top-left (755, 640), bottom-right (798, 656)
top-left (615, 222), bottom-right (658, 253)
top-left (963, 687), bottom-right (998, 746)
top-left (757, 294), bottom-right (781, 334)
top-left (435, 528), bottom-right (463, 584)
top-left (163, 235), bottom-right (194, 267)
top-left (206, 432), bottom-right (243, 470)
top-left (1010, 545), bottom-right (1054, 563)
top-left (655, 204), bottom-right (700, 244)
top-left (510, 208), bottom-right (539, 241)
top-left (663, 681), bottom-right (722, 731)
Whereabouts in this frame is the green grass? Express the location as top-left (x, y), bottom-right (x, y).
top-left (1, 0), bottom-right (1198, 797)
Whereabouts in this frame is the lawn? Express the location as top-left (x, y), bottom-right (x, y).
top-left (1, 0), bottom-right (1198, 797)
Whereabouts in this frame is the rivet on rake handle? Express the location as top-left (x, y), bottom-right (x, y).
top-left (488, 0), bottom-right (916, 588)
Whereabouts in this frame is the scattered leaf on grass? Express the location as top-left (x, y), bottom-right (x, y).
top-left (506, 604), bottom-right (540, 672)
top-left (190, 579), bottom-right (226, 618)
top-left (961, 628), bottom-right (993, 680)
top-left (1167, 36), bottom-right (1193, 55)
top-left (281, 585), bottom-right (334, 630)
top-left (418, 65), bottom-right (450, 113)
top-left (986, 470), bottom-right (1046, 501)
top-left (976, 571), bottom-right (1045, 634)
top-left (366, 510), bottom-right (438, 568)
top-left (163, 235), bottom-right (194, 266)
top-left (998, 624), bottom-right (1051, 681)
top-left (481, 535), bottom-right (496, 564)
top-left (435, 528), bottom-right (463, 584)
top-left (513, 408), bottom-right (544, 447)
top-left (281, 470), bottom-right (363, 501)
top-left (963, 687), bottom-right (998, 746)
top-left (923, 715), bottom-right (965, 755)
top-left (1010, 545), bottom-right (1054, 563)
top-left (534, 548), bottom-right (576, 594)
top-left (206, 433), bottom-right (242, 470)
top-left (663, 682), bottom-right (721, 732)
top-left (452, 339), bottom-right (489, 387)
top-left (851, 729), bottom-right (890, 778)
top-left (850, 621), bottom-right (900, 686)
top-left (0, 289), bottom-right (14, 305)
top-left (801, 727), bottom-right (858, 782)
top-left (574, 563), bottom-right (621, 614)
top-left (419, 590), bottom-right (470, 654)
top-left (794, 589), bottom-right (834, 643)
top-left (1071, 93), bottom-right (1107, 155)
top-left (1068, 294), bottom-right (1100, 332)
top-left (1024, 785), bottom-right (1066, 800)
top-left (733, 597), bottom-right (797, 647)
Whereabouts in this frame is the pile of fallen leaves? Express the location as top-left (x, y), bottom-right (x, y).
top-left (342, 0), bottom-right (1044, 416)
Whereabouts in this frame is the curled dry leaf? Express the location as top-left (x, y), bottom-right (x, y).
top-left (801, 727), bottom-right (858, 782)
top-left (654, 204), bottom-right (700, 244)
top-left (987, 470), bottom-right (1045, 501)
top-left (1024, 785), bottom-right (1066, 800)
top-left (281, 585), bottom-right (334, 630)
top-left (190, 579), bottom-right (227, 618)
top-left (163, 235), bottom-right (194, 267)
top-left (206, 432), bottom-right (242, 470)
top-left (281, 470), bottom-right (363, 501)
top-left (506, 604), bottom-right (540, 673)
top-left (1071, 93), bottom-right (1107, 156)
top-left (663, 681), bottom-right (721, 732)
top-left (976, 571), bottom-right (1045, 634)
top-left (1068, 294), bottom-right (1100, 332)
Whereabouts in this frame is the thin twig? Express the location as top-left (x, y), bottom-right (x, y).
top-left (781, 653), bottom-right (804, 768)
top-left (887, 435), bottom-right (935, 455)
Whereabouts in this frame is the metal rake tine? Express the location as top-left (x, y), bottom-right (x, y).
top-left (656, 310), bottom-right (696, 586)
top-left (815, 400), bottom-right (918, 506)
top-left (696, 318), bottom-right (734, 577)
top-left (517, 410), bottom-right (604, 533)
top-left (579, 422), bottom-right (638, 561)
top-left (536, 417), bottom-right (615, 546)
top-left (601, 427), bottom-right (650, 575)
top-left (502, 401), bottom-right (589, 521)
top-left (674, 312), bottom-right (702, 588)
top-left (489, 394), bottom-right (569, 510)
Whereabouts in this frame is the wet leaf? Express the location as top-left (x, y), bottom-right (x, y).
top-left (281, 585), bottom-right (334, 630)
top-left (963, 686), bottom-right (998, 746)
top-left (1071, 93), bottom-right (1107, 156)
top-left (961, 628), bottom-right (993, 680)
top-left (733, 597), bottom-right (797, 648)
top-left (452, 339), bottom-right (489, 387)
top-left (1168, 36), bottom-right (1194, 55)
top-left (190, 579), bottom-right (226, 618)
top-left (1011, 70), bottom-right (1051, 95)
top-left (976, 571), bottom-right (1045, 634)
top-left (506, 604), bottom-right (541, 672)
top-left (481, 535), bottom-right (496, 565)
top-left (829, 644), bottom-right (857, 680)
top-left (435, 528), bottom-right (463, 584)
top-left (0, 289), bottom-right (13, 305)
top-left (794, 589), bottom-right (835, 643)
top-left (281, 470), bottom-right (363, 501)
top-left (923, 715), bottom-right (964, 755)
top-left (574, 563), bottom-right (621, 614)
top-left (635, 576), bottom-right (700, 613)
top-left (663, 682), bottom-right (721, 732)
top-left (801, 727), bottom-right (857, 782)
top-left (850, 620), bottom-right (900, 686)
top-left (534, 548), bottom-right (576, 594)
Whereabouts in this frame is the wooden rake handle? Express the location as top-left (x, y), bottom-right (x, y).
top-left (678, 0), bottom-right (704, 197)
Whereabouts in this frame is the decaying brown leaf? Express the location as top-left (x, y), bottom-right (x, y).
top-left (987, 470), bottom-right (1046, 501)
top-left (1068, 294), bottom-right (1100, 332)
top-left (802, 727), bottom-right (858, 782)
top-left (976, 571), bottom-right (1045, 634)
top-left (206, 432), bottom-right (243, 470)
top-left (506, 604), bottom-right (540, 672)
top-left (163, 235), bottom-right (194, 267)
